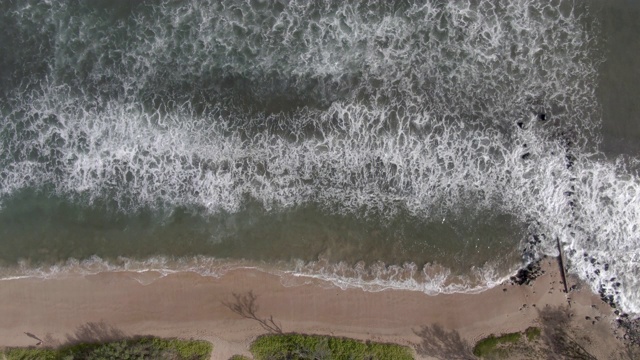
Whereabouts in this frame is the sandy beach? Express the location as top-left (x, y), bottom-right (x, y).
top-left (0, 258), bottom-right (624, 359)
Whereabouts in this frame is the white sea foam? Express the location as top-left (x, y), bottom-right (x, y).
top-left (0, 255), bottom-right (248, 285)
top-left (3, 0), bottom-right (639, 313)
top-left (281, 258), bottom-right (516, 295)
top-left (0, 254), bottom-right (514, 295)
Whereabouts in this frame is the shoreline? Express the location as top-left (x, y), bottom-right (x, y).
top-left (0, 255), bottom-right (521, 295)
top-left (0, 259), bottom-right (624, 359)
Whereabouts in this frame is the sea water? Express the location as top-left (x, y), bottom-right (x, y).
top-left (1, 0), bottom-right (639, 313)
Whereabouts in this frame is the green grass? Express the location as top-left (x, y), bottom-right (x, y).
top-left (3, 337), bottom-right (212, 360)
top-left (473, 332), bottom-right (522, 358)
top-left (250, 333), bottom-right (414, 360)
top-left (228, 355), bottom-right (251, 360)
top-left (3, 348), bottom-right (58, 360)
top-left (525, 327), bottom-right (541, 341)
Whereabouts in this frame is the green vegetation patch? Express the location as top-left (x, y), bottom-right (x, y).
top-left (228, 355), bottom-right (252, 360)
top-left (3, 348), bottom-right (59, 360)
top-left (525, 327), bottom-right (541, 341)
top-left (473, 332), bottom-right (522, 358)
top-left (250, 333), bottom-right (414, 360)
top-left (3, 337), bottom-right (212, 360)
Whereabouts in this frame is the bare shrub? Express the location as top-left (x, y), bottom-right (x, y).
top-left (222, 291), bottom-right (282, 334)
top-left (413, 324), bottom-right (475, 360)
top-left (65, 321), bottom-right (126, 345)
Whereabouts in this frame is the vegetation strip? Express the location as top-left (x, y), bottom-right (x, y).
top-left (473, 332), bottom-right (522, 358)
top-left (473, 327), bottom-right (543, 358)
top-left (2, 337), bottom-right (212, 360)
top-left (250, 333), bottom-right (414, 360)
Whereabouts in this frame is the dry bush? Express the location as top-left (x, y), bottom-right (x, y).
top-left (413, 324), bottom-right (475, 360)
top-left (65, 321), bottom-right (127, 345)
top-left (223, 291), bottom-right (283, 334)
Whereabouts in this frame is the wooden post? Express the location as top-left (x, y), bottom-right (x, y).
top-left (557, 237), bottom-right (570, 294)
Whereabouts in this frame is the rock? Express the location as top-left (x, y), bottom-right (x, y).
top-left (565, 154), bottom-right (575, 168)
top-left (510, 261), bottom-right (543, 286)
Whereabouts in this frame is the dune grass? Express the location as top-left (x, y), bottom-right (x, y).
top-left (250, 333), bottom-right (414, 360)
top-left (2, 337), bottom-right (211, 360)
top-left (473, 332), bottom-right (522, 358)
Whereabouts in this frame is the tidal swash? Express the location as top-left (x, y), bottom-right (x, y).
top-left (1, 0), bottom-right (640, 313)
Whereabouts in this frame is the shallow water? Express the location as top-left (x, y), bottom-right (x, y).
top-left (0, 0), bottom-right (639, 312)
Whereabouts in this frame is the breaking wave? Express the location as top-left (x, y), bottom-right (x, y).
top-left (1, 0), bottom-right (639, 313)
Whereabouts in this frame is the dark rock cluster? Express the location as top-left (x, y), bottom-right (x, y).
top-left (599, 286), bottom-right (616, 309)
top-left (583, 252), bottom-right (626, 314)
top-left (583, 252), bottom-right (621, 309)
top-left (510, 260), bottom-right (544, 286)
top-left (597, 279), bottom-right (623, 309)
top-left (521, 234), bottom-right (543, 263)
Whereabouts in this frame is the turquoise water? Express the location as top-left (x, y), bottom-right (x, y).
top-left (1, 0), bottom-right (639, 311)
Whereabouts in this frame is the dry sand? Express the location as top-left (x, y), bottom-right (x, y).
top-left (0, 258), bottom-right (623, 359)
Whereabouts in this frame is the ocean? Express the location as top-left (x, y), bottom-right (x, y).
top-left (1, 0), bottom-right (639, 313)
